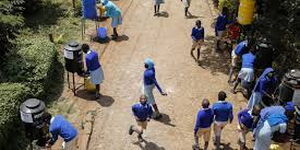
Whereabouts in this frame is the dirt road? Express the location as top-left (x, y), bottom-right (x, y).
top-left (51, 0), bottom-right (252, 149)
top-left (86, 0), bottom-right (249, 149)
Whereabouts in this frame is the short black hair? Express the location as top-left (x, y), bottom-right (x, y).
top-left (218, 91), bottom-right (227, 100)
top-left (82, 43), bottom-right (89, 52)
top-left (41, 112), bottom-right (52, 124)
top-left (196, 20), bottom-right (201, 25)
top-left (202, 98), bottom-right (210, 108)
top-left (222, 7), bottom-right (229, 15)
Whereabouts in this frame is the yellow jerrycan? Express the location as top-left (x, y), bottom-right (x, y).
top-left (84, 76), bottom-right (96, 92)
top-left (238, 0), bottom-right (256, 25)
top-left (269, 144), bottom-right (283, 150)
top-left (97, 4), bottom-right (106, 17)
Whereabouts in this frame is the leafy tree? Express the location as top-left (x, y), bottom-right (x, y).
top-left (254, 0), bottom-right (300, 75)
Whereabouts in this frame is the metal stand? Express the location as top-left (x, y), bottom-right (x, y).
top-left (81, 18), bottom-right (99, 40)
top-left (67, 72), bottom-right (84, 95)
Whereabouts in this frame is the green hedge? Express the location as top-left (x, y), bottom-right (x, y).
top-left (2, 35), bottom-right (59, 98)
top-left (0, 35), bottom-right (63, 149)
top-left (0, 83), bottom-right (30, 149)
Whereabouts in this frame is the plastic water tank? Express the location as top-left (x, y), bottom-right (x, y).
top-left (20, 98), bottom-right (46, 141)
top-left (278, 69), bottom-right (300, 105)
top-left (64, 41), bottom-right (84, 75)
top-left (82, 0), bottom-right (97, 19)
top-left (238, 0), bottom-right (255, 25)
top-left (20, 98), bottom-right (46, 124)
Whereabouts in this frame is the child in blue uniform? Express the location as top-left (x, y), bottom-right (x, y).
top-left (43, 113), bottom-right (78, 150)
top-left (191, 20), bottom-right (205, 63)
top-left (129, 95), bottom-right (153, 142)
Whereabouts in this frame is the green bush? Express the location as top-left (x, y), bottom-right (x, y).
top-left (23, 0), bottom-right (42, 14)
top-left (0, 0), bottom-right (24, 63)
top-left (0, 34), bottom-right (64, 149)
top-left (0, 83), bottom-right (30, 149)
top-left (2, 35), bottom-right (59, 98)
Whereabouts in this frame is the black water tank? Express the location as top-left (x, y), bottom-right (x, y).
top-left (64, 41), bottom-right (84, 75)
top-left (20, 98), bottom-right (46, 140)
top-left (278, 69), bottom-right (300, 106)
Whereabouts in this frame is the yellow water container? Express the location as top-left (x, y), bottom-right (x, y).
top-left (97, 4), bottom-right (106, 17)
top-left (84, 77), bottom-right (96, 92)
top-left (269, 144), bottom-right (282, 150)
top-left (238, 0), bottom-right (256, 25)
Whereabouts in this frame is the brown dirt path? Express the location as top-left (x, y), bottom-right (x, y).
top-left (85, 0), bottom-right (249, 149)
top-left (48, 0), bottom-right (299, 148)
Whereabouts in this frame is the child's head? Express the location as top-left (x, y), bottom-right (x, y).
top-left (195, 20), bottom-right (201, 28)
top-left (222, 7), bottom-right (229, 16)
top-left (218, 91), bottom-right (227, 101)
top-left (202, 98), bottom-right (210, 108)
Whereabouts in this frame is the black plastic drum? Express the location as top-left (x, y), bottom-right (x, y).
top-left (20, 98), bottom-right (46, 140)
top-left (278, 69), bottom-right (300, 105)
top-left (278, 83), bottom-right (294, 102)
top-left (64, 41), bottom-right (84, 75)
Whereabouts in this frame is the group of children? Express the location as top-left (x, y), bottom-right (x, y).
top-left (187, 5), bottom-right (300, 150)
top-left (192, 94), bottom-right (295, 150)
top-left (37, 1), bottom-right (300, 150)
top-left (190, 7), bottom-right (232, 64)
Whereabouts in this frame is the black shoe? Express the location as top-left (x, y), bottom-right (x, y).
top-left (192, 144), bottom-right (200, 150)
top-left (129, 125), bottom-right (134, 135)
top-left (95, 93), bottom-right (101, 99)
top-left (138, 134), bottom-right (144, 142)
top-left (111, 34), bottom-right (118, 40)
top-left (231, 89), bottom-right (237, 94)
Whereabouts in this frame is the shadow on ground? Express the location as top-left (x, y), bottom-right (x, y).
top-left (186, 12), bottom-right (202, 19)
top-left (220, 143), bottom-right (236, 150)
top-left (187, 15), bottom-right (201, 19)
top-left (133, 140), bottom-right (165, 150)
top-left (157, 11), bottom-right (169, 18)
top-left (92, 34), bottom-right (129, 43)
top-left (198, 35), bottom-right (231, 75)
top-left (114, 34), bottom-right (130, 42)
top-left (76, 90), bottom-right (115, 107)
top-left (154, 113), bottom-right (176, 127)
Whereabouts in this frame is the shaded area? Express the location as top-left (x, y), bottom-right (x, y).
top-left (24, 1), bottom-right (65, 31)
top-left (114, 34), bottom-right (130, 42)
top-left (97, 95), bottom-right (115, 107)
top-left (92, 34), bottom-right (129, 43)
top-left (186, 12), bottom-right (202, 19)
top-left (92, 36), bottom-right (111, 44)
top-left (133, 140), bottom-right (165, 150)
top-left (98, 17), bottom-right (110, 22)
top-left (199, 35), bottom-right (231, 75)
top-left (153, 113), bottom-right (176, 127)
top-left (157, 11), bottom-right (169, 18)
top-left (220, 143), bottom-right (236, 150)
top-left (187, 15), bottom-right (201, 19)
top-left (45, 58), bottom-right (65, 104)
top-left (76, 90), bottom-right (115, 107)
